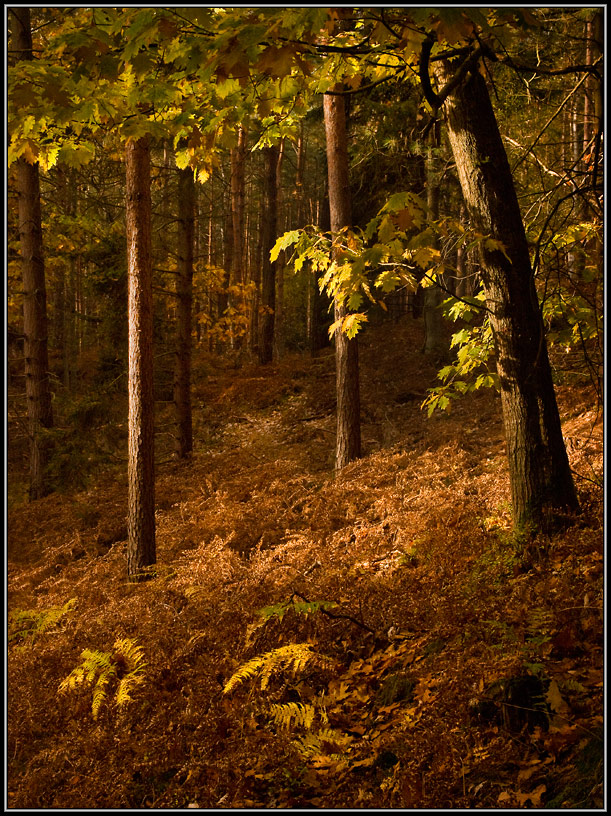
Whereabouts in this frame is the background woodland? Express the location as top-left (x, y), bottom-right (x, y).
top-left (7, 7), bottom-right (604, 809)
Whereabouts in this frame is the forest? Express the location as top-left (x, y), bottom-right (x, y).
top-left (6, 6), bottom-right (604, 809)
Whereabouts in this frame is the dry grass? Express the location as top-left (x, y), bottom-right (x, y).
top-left (7, 319), bottom-right (603, 809)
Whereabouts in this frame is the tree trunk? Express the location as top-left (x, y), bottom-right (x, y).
top-left (323, 90), bottom-right (361, 471)
top-left (174, 167), bottom-right (195, 458)
top-left (230, 126), bottom-right (248, 288)
top-left (229, 127), bottom-right (247, 348)
top-left (217, 163), bottom-right (232, 348)
top-left (309, 190), bottom-right (332, 355)
top-left (273, 140), bottom-right (286, 359)
top-left (259, 144), bottom-right (278, 364)
top-left (435, 58), bottom-right (579, 532)
top-left (125, 135), bottom-right (156, 579)
top-left (12, 6), bottom-right (54, 501)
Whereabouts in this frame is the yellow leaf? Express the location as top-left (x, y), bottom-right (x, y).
top-left (22, 140), bottom-right (39, 164)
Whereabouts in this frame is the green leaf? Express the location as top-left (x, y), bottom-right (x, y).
top-left (377, 215), bottom-right (395, 243)
top-left (341, 313), bottom-right (367, 339)
top-left (271, 230), bottom-right (301, 262)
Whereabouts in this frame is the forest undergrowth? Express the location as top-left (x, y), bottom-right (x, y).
top-left (7, 319), bottom-right (604, 809)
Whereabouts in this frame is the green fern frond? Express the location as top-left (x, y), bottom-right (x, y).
top-left (223, 643), bottom-right (329, 695)
top-left (80, 647), bottom-right (115, 674)
top-left (9, 598), bottom-right (77, 644)
top-left (269, 701), bottom-right (316, 731)
top-left (257, 599), bottom-right (338, 625)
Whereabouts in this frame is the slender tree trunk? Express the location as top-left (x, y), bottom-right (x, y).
top-left (250, 207), bottom-right (263, 355)
top-left (323, 90), bottom-right (361, 471)
top-left (229, 127), bottom-right (247, 348)
top-left (217, 164), bottom-right (232, 348)
top-left (193, 185), bottom-right (201, 345)
top-left (273, 140), bottom-right (286, 359)
top-left (12, 6), bottom-right (54, 500)
top-left (435, 58), bottom-right (579, 532)
top-left (125, 135), bottom-right (156, 579)
top-left (174, 167), bottom-right (195, 458)
top-left (230, 126), bottom-right (248, 288)
top-left (259, 144), bottom-right (278, 364)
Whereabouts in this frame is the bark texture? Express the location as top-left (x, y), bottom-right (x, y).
top-left (435, 58), bottom-right (579, 531)
top-left (259, 144), bottom-right (278, 364)
top-left (12, 6), bottom-right (54, 500)
top-left (323, 90), bottom-right (361, 470)
top-left (125, 136), bottom-right (156, 578)
top-left (174, 167), bottom-right (195, 458)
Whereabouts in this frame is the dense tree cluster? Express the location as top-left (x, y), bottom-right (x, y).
top-left (7, 8), bottom-right (603, 576)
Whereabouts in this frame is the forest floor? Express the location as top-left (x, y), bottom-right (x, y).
top-left (6, 318), bottom-right (604, 809)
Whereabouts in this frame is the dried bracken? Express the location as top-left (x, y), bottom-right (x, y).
top-left (7, 321), bottom-right (603, 809)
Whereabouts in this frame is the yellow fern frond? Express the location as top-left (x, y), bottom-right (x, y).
top-left (91, 673), bottom-right (111, 719)
top-left (223, 643), bottom-right (325, 695)
top-left (59, 639), bottom-right (146, 719)
top-left (294, 726), bottom-right (354, 758)
top-left (114, 638), bottom-right (146, 673)
top-left (269, 702), bottom-right (316, 731)
top-left (115, 672), bottom-right (145, 709)
top-left (58, 667), bottom-right (86, 693)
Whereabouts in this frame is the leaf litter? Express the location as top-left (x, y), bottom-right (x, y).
top-left (7, 320), bottom-right (603, 808)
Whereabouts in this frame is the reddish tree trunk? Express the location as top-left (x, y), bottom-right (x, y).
top-left (12, 6), bottom-right (54, 500)
top-left (125, 135), bottom-right (156, 579)
top-left (174, 167), bottom-right (195, 458)
top-left (323, 90), bottom-right (361, 470)
top-left (259, 144), bottom-right (278, 364)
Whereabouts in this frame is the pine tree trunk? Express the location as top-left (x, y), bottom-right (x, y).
top-left (435, 58), bottom-right (579, 532)
top-left (12, 6), bottom-right (54, 501)
top-left (230, 127), bottom-right (248, 289)
top-left (323, 90), bottom-right (361, 471)
top-left (125, 135), bottom-right (156, 579)
top-left (259, 144), bottom-right (278, 364)
top-left (273, 140), bottom-right (286, 359)
top-left (229, 127), bottom-right (247, 348)
top-left (174, 167), bottom-right (195, 458)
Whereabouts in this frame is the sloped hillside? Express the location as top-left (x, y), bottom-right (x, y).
top-left (7, 319), bottom-right (604, 809)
